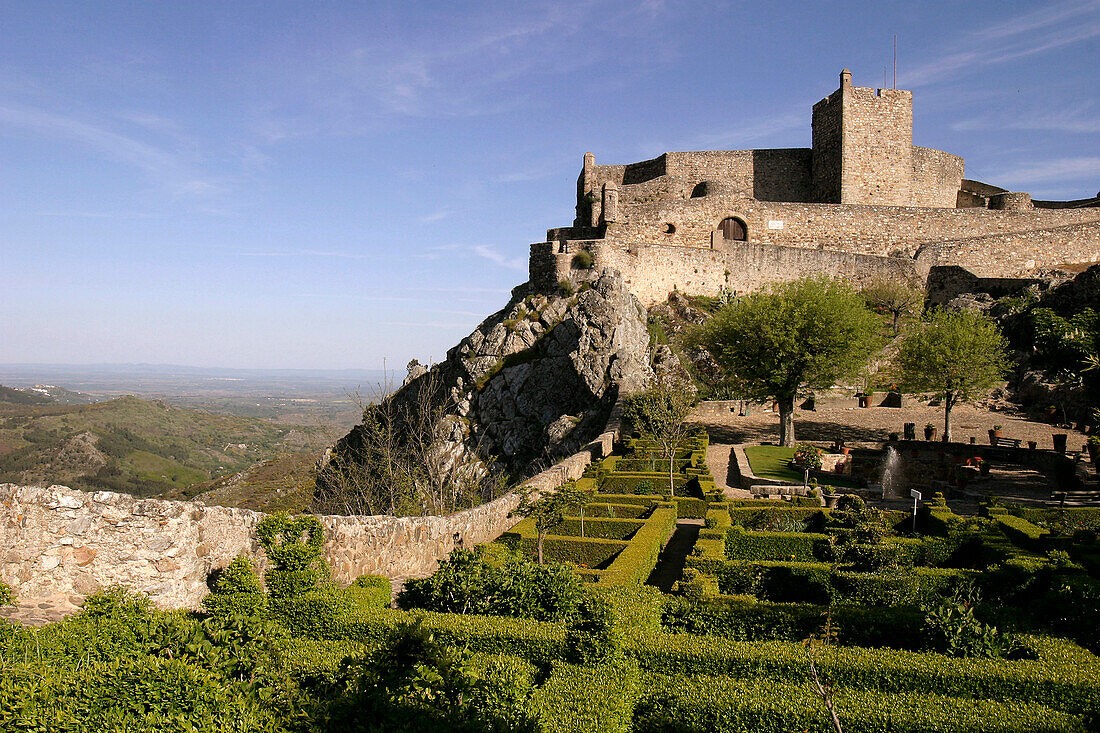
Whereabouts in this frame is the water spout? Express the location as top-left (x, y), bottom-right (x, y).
top-left (879, 446), bottom-right (902, 500)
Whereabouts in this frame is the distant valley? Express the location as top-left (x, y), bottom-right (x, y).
top-left (0, 364), bottom-right (389, 511)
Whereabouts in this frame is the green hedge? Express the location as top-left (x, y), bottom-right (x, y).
top-left (727, 498), bottom-right (824, 508)
top-left (727, 506), bottom-right (828, 527)
top-left (662, 594), bottom-right (925, 649)
top-left (922, 504), bottom-right (961, 536)
top-left (717, 561), bottom-right (974, 606)
top-left (530, 660), bottom-right (640, 733)
top-left (598, 507), bottom-right (677, 586)
top-left (995, 514), bottom-right (1050, 552)
top-left (588, 493), bottom-right (709, 519)
top-left (550, 517), bottom-right (646, 540)
top-left (628, 633), bottom-right (1100, 715)
top-left (633, 672), bottom-right (1090, 733)
top-left (505, 535), bottom-right (628, 568)
top-left (334, 607), bottom-right (567, 666)
top-left (684, 538), bottom-right (726, 575)
top-left (599, 473), bottom-right (691, 495)
top-left (1008, 506), bottom-right (1100, 529)
top-left (576, 502), bottom-right (650, 519)
top-left (725, 525), bottom-right (830, 562)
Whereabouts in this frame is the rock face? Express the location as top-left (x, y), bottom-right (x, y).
top-left (329, 270), bottom-right (654, 484)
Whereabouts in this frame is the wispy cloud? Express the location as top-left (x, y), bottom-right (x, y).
top-left (987, 156), bottom-right (1100, 186)
top-left (472, 244), bottom-right (526, 271)
top-left (951, 106), bottom-right (1100, 135)
top-left (902, 0), bottom-right (1100, 87)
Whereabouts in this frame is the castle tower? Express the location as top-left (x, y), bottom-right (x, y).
top-left (811, 69), bottom-right (914, 206)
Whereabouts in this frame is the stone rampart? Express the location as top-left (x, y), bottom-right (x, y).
top-left (916, 220), bottom-right (1100, 277)
top-left (597, 240), bottom-right (917, 306)
top-left (608, 196), bottom-right (1100, 257)
top-left (0, 432), bottom-right (613, 611)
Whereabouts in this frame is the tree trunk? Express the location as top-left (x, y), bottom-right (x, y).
top-left (667, 445), bottom-right (676, 498)
top-left (537, 530), bottom-right (544, 565)
top-left (778, 395), bottom-right (796, 446)
top-left (944, 394), bottom-right (955, 443)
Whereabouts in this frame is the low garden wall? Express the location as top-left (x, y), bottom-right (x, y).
top-left (0, 431), bottom-right (616, 611)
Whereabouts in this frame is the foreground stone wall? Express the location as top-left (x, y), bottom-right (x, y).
top-left (0, 435), bottom-right (610, 610)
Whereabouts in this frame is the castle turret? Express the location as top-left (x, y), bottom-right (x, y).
top-left (812, 69), bottom-right (913, 206)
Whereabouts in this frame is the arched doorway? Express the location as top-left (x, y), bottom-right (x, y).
top-left (719, 217), bottom-right (747, 241)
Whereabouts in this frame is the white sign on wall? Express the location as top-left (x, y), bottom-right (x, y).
top-left (767, 220), bottom-right (784, 230)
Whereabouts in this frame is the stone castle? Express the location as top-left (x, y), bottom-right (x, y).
top-left (531, 70), bottom-right (1100, 305)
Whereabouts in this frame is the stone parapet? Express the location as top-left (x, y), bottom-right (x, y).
top-left (0, 439), bottom-right (609, 611)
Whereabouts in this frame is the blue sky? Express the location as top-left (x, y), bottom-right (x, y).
top-left (1, 1), bottom-right (1097, 370)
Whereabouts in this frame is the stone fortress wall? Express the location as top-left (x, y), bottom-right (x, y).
top-left (538, 69), bottom-right (1100, 306)
top-left (0, 432), bottom-right (616, 610)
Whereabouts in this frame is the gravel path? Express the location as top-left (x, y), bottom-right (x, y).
top-left (690, 400), bottom-right (1088, 452)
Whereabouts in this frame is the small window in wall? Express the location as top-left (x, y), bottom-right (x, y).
top-left (719, 217), bottom-right (747, 241)
top-left (663, 223), bottom-right (676, 234)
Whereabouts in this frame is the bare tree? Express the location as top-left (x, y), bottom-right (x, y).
top-left (314, 368), bottom-right (505, 516)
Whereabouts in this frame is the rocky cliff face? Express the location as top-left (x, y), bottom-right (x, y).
top-left (326, 270), bottom-right (654, 495)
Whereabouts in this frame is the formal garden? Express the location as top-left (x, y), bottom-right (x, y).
top-left (3, 428), bottom-right (1100, 732)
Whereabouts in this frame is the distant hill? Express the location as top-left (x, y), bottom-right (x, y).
top-left (0, 393), bottom-right (335, 500)
top-left (0, 385), bottom-right (53, 405)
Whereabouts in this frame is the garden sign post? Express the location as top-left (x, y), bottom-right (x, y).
top-left (910, 489), bottom-right (922, 533)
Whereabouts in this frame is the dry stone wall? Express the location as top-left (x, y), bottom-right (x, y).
top-left (0, 436), bottom-right (608, 611)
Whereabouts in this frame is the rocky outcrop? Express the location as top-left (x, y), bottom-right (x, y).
top-left (327, 270), bottom-right (654, 490)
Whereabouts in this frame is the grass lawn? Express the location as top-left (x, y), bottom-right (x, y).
top-left (744, 445), bottom-right (860, 488)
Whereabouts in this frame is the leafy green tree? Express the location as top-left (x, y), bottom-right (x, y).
top-left (690, 276), bottom-right (881, 446)
top-left (624, 378), bottom-right (696, 496)
top-left (897, 308), bottom-right (1008, 442)
top-left (862, 279), bottom-right (925, 336)
top-left (511, 489), bottom-right (571, 564)
top-left (555, 480), bottom-right (596, 537)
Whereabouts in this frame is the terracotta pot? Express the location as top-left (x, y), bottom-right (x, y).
top-left (1053, 434), bottom-right (1068, 453)
top-left (980, 462), bottom-right (991, 476)
top-left (824, 495), bottom-right (839, 509)
top-left (1028, 441), bottom-right (1037, 450)
top-left (988, 429), bottom-right (1001, 445)
top-left (840, 447), bottom-right (850, 455)
top-left (924, 427), bottom-right (937, 441)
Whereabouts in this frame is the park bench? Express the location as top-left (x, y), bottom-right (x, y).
top-left (992, 436), bottom-right (1022, 449)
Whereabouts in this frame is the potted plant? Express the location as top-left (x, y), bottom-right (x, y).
top-left (924, 423), bottom-right (937, 441)
top-left (1088, 435), bottom-right (1100, 464)
top-left (859, 390), bottom-right (874, 408)
top-left (822, 484), bottom-right (838, 509)
top-left (988, 425), bottom-right (1003, 444)
top-left (1053, 433), bottom-right (1068, 453)
top-left (1028, 440), bottom-right (1037, 450)
top-left (973, 456), bottom-right (990, 476)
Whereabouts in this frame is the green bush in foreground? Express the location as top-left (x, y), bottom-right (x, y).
top-left (203, 556), bottom-right (266, 618)
top-left (398, 546), bottom-right (586, 622)
top-left (0, 581), bottom-right (13, 607)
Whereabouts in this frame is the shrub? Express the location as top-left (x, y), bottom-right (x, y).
top-left (633, 672), bottom-right (1090, 733)
top-left (530, 659), bottom-right (640, 733)
top-left (792, 443), bottom-right (823, 470)
top-left (724, 525), bottom-right (828, 562)
top-left (571, 249), bottom-right (594, 269)
top-left (923, 583), bottom-right (1019, 659)
top-left (397, 547), bottom-right (586, 622)
top-left (0, 581), bottom-right (13, 607)
top-left (995, 514), bottom-right (1049, 552)
top-left (256, 512), bottom-right (328, 598)
top-left (350, 574), bottom-right (393, 608)
top-left (203, 556), bottom-right (266, 618)
top-left (80, 585), bottom-right (153, 621)
top-left (565, 594), bottom-right (622, 664)
top-left (558, 279), bottom-right (575, 297)
top-left (597, 506), bottom-right (677, 586)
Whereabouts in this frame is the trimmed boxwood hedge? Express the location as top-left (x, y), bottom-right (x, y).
top-left (727, 506), bottom-right (828, 527)
top-left (628, 632), bottom-right (1100, 715)
top-left (725, 525), bottom-right (830, 562)
top-left (550, 518), bottom-right (645, 541)
top-left (995, 514), bottom-right (1049, 552)
top-left (531, 660), bottom-right (641, 733)
top-left (717, 560), bottom-right (975, 606)
top-left (505, 536), bottom-right (628, 568)
top-left (633, 672), bottom-right (1090, 733)
top-left (576, 502), bottom-right (650, 519)
top-left (598, 507), bottom-right (677, 586)
top-left (661, 594), bottom-right (926, 649)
